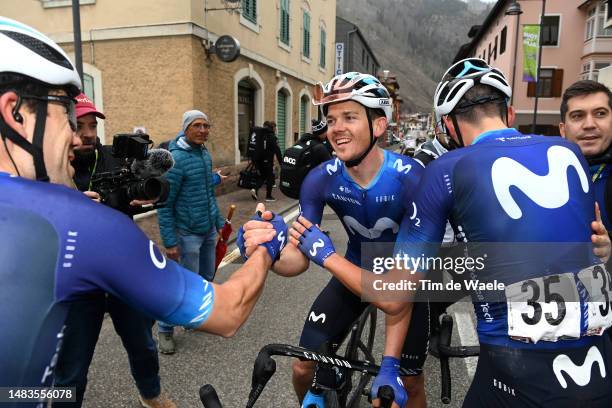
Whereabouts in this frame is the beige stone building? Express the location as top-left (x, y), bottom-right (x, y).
top-left (3, 0), bottom-right (336, 168)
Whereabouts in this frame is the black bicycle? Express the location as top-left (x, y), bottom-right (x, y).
top-left (199, 343), bottom-right (396, 408)
top-left (198, 303), bottom-right (384, 407)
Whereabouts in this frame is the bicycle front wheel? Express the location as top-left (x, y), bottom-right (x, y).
top-left (342, 305), bottom-right (377, 408)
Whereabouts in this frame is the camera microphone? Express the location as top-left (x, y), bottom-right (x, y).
top-left (131, 148), bottom-right (175, 177)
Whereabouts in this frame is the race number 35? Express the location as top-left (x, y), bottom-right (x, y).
top-left (506, 272), bottom-right (580, 343)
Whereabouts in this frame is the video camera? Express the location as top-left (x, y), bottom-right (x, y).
top-left (91, 133), bottom-right (173, 214)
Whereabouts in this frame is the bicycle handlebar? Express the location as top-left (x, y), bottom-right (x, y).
top-left (377, 385), bottom-right (395, 408)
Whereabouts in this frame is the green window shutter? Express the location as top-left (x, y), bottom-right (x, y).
top-left (242, 0), bottom-right (257, 24)
top-left (320, 29), bottom-right (326, 68)
top-left (303, 12), bottom-right (310, 57)
top-left (277, 91), bottom-right (287, 152)
top-left (280, 0), bottom-right (290, 44)
top-left (300, 98), bottom-right (306, 134)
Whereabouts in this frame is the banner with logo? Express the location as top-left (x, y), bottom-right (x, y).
top-left (523, 24), bottom-right (540, 82)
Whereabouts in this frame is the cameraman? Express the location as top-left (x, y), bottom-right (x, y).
top-left (54, 94), bottom-right (175, 408)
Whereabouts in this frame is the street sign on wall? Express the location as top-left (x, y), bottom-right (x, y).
top-left (335, 42), bottom-right (344, 76)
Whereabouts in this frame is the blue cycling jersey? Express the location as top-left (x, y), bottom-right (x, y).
top-left (300, 150), bottom-right (423, 267)
top-left (394, 128), bottom-right (606, 349)
top-left (0, 173), bottom-right (214, 393)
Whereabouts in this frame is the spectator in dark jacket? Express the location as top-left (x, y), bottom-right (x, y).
top-left (156, 109), bottom-right (225, 354)
top-left (54, 94), bottom-right (176, 408)
top-left (251, 121), bottom-right (282, 201)
top-left (304, 118), bottom-right (333, 166)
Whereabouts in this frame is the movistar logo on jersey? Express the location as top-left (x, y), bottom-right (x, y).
top-left (326, 158), bottom-right (341, 175)
top-left (491, 145), bottom-right (589, 220)
top-left (553, 345), bottom-right (606, 389)
top-left (393, 159), bottom-right (412, 174)
top-left (343, 216), bottom-right (399, 239)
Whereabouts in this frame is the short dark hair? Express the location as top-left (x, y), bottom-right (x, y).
top-left (263, 121), bottom-right (277, 130)
top-left (453, 84), bottom-right (507, 124)
top-left (560, 80), bottom-right (612, 121)
top-left (0, 73), bottom-right (67, 112)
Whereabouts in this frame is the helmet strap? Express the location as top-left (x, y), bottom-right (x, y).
top-left (0, 99), bottom-right (49, 182)
top-left (345, 108), bottom-right (377, 168)
top-left (449, 114), bottom-right (465, 148)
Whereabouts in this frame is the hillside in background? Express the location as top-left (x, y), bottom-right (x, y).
top-left (337, 0), bottom-right (492, 112)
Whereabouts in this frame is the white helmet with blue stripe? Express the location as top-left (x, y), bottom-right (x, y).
top-left (0, 16), bottom-right (81, 93)
top-left (434, 58), bottom-right (511, 120)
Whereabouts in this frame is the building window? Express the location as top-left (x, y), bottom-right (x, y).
top-left (242, 0), bottom-right (257, 24)
top-left (299, 95), bottom-right (308, 135)
top-left (597, 3), bottom-right (612, 37)
top-left (83, 74), bottom-right (95, 101)
top-left (541, 16), bottom-right (560, 46)
top-left (302, 11), bottom-right (310, 58)
top-left (527, 68), bottom-right (564, 98)
top-left (586, 7), bottom-right (597, 40)
top-left (487, 42), bottom-right (491, 64)
top-left (594, 62), bottom-right (611, 81)
top-left (320, 28), bottom-right (326, 68)
top-left (280, 0), bottom-right (290, 45)
top-left (40, 0), bottom-right (94, 8)
top-left (490, 36), bottom-right (498, 61)
top-left (500, 26), bottom-right (507, 55)
top-left (277, 90), bottom-right (289, 152)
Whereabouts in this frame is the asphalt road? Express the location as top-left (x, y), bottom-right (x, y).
top-left (84, 206), bottom-right (478, 408)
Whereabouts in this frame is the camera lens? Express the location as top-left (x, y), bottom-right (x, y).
top-left (126, 177), bottom-right (163, 201)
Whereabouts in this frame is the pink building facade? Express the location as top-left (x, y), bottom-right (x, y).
top-left (454, 0), bottom-right (612, 135)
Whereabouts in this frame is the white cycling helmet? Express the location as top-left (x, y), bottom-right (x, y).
top-left (434, 58), bottom-right (511, 120)
top-left (313, 72), bottom-right (393, 123)
top-left (0, 17), bottom-right (82, 182)
top-left (313, 72), bottom-right (392, 167)
top-left (0, 16), bottom-right (81, 92)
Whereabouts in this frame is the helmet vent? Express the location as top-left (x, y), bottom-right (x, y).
top-left (2, 31), bottom-right (73, 70)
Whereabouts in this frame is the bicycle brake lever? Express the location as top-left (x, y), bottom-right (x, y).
top-left (199, 384), bottom-right (222, 408)
top-left (246, 351), bottom-right (277, 408)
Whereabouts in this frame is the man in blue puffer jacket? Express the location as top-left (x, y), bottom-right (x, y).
top-left (157, 110), bottom-right (224, 354)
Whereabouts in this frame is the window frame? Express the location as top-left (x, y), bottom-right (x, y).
top-left (302, 10), bottom-right (311, 59)
top-left (540, 14), bottom-right (561, 47)
top-left (280, 0), bottom-right (291, 46)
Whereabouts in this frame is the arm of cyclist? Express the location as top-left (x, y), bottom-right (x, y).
top-left (289, 215), bottom-right (408, 316)
top-left (60, 202), bottom-right (283, 339)
top-left (592, 201), bottom-right (610, 263)
top-left (198, 245), bottom-right (272, 337)
top-left (370, 305), bottom-right (412, 408)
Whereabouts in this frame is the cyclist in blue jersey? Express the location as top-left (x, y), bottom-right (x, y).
top-left (0, 17), bottom-right (287, 403)
top-left (387, 58), bottom-right (612, 406)
top-left (240, 72), bottom-right (427, 408)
